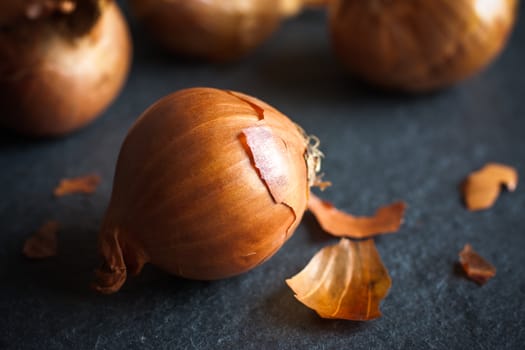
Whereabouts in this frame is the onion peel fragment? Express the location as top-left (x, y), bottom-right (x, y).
top-left (459, 244), bottom-right (496, 285)
top-left (462, 163), bottom-right (518, 211)
top-left (22, 221), bottom-right (59, 259)
top-left (307, 193), bottom-right (406, 238)
top-left (286, 238), bottom-right (391, 320)
top-left (53, 174), bottom-right (101, 197)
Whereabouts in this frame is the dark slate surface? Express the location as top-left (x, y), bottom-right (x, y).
top-left (1, 3), bottom-right (525, 350)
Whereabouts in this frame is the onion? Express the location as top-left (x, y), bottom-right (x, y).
top-left (129, 0), bottom-right (327, 61)
top-left (329, 0), bottom-right (518, 91)
top-left (0, 0), bottom-right (132, 137)
top-left (94, 87), bottom-right (324, 293)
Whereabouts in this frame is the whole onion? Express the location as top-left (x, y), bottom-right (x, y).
top-left (94, 87), bottom-right (323, 293)
top-left (329, 0), bottom-right (519, 91)
top-left (129, 0), bottom-right (326, 61)
top-left (0, 0), bottom-right (131, 137)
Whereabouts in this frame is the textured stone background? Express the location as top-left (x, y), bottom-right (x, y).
top-left (1, 3), bottom-right (524, 349)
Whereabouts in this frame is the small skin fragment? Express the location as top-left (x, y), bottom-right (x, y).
top-left (307, 193), bottom-right (406, 238)
top-left (462, 163), bottom-right (518, 211)
top-left (459, 244), bottom-right (496, 285)
top-left (286, 238), bottom-right (391, 320)
top-left (312, 179), bottom-right (332, 191)
top-left (53, 174), bottom-right (101, 197)
top-left (23, 221), bottom-right (59, 259)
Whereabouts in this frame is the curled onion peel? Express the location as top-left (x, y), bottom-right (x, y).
top-left (286, 238), bottom-right (391, 320)
top-left (308, 193), bottom-right (406, 239)
top-left (94, 87), bottom-right (323, 293)
top-left (462, 163), bottom-right (518, 211)
top-left (0, 0), bottom-right (131, 136)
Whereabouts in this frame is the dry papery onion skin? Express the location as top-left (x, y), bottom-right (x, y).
top-left (94, 87), bottom-right (322, 294)
top-left (329, 0), bottom-right (518, 91)
top-left (308, 193), bottom-right (406, 239)
top-left (459, 244), bottom-right (496, 285)
top-left (287, 238), bottom-right (391, 320)
top-left (0, 0), bottom-right (131, 137)
top-left (53, 173), bottom-right (101, 197)
top-left (128, 0), bottom-right (321, 61)
top-left (462, 163), bottom-right (518, 211)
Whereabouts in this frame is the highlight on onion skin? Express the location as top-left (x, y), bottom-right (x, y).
top-left (0, 1), bottom-right (75, 26)
top-left (0, 0), bottom-right (132, 137)
top-left (128, 0), bottom-right (327, 61)
top-left (94, 87), bottom-right (323, 294)
top-left (329, 0), bottom-right (519, 92)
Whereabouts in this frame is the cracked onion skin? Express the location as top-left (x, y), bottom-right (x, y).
top-left (0, 1), bottom-right (131, 137)
top-left (128, 0), bottom-right (315, 61)
top-left (95, 87), bottom-right (313, 294)
top-left (329, 0), bottom-right (518, 92)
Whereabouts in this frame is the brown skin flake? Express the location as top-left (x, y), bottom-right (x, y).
top-left (53, 174), bottom-right (101, 197)
top-left (307, 193), bottom-right (406, 239)
top-left (286, 238), bottom-right (391, 320)
top-left (23, 221), bottom-right (59, 259)
top-left (459, 244), bottom-right (496, 285)
top-left (462, 163), bottom-right (518, 211)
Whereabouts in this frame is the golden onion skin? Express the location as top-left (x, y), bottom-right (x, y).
top-left (95, 88), bottom-right (310, 293)
top-left (129, 0), bottom-right (302, 61)
top-left (329, 0), bottom-right (519, 91)
top-left (0, 1), bottom-right (131, 137)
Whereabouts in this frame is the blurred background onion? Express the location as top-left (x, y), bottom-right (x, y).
top-left (329, 0), bottom-right (519, 92)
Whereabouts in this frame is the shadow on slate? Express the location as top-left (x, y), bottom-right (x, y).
top-left (0, 128), bottom-right (52, 151)
top-left (301, 211), bottom-right (334, 245)
top-left (261, 283), bottom-right (368, 334)
top-left (4, 219), bottom-right (207, 302)
top-left (4, 226), bottom-right (99, 297)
